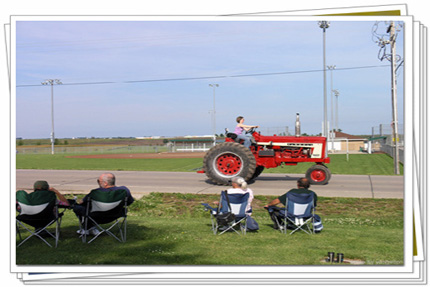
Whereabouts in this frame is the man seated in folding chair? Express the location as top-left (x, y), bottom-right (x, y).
top-left (202, 177), bottom-right (255, 235)
top-left (264, 178), bottom-right (323, 234)
top-left (16, 180), bottom-right (69, 248)
top-left (72, 172), bottom-right (134, 243)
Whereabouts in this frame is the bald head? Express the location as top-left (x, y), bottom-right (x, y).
top-left (98, 173), bottom-right (116, 188)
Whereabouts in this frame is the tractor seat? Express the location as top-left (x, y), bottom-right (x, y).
top-left (226, 132), bottom-right (238, 140)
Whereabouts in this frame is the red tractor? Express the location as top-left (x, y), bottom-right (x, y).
top-left (200, 114), bottom-right (331, 185)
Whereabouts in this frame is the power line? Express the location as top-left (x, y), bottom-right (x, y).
top-left (16, 64), bottom-right (391, 88)
top-left (16, 31), bottom-right (235, 48)
top-left (17, 81), bottom-right (115, 87)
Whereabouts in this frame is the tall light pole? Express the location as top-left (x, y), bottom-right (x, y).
top-left (333, 89), bottom-right (340, 131)
top-left (327, 65), bottom-right (336, 151)
top-left (41, 79), bottom-right (62, 154)
top-left (209, 84), bottom-right (219, 145)
top-left (318, 21), bottom-right (330, 139)
top-left (327, 65), bottom-right (336, 132)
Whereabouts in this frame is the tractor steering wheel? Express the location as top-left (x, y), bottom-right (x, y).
top-left (246, 127), bottom-right (257, 134)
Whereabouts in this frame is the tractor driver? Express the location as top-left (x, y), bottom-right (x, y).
top-left (234, 116), bottom-right (259, 149)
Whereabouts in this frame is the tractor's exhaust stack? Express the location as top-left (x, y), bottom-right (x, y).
top-left (295, 113), bottom-right (301, 137)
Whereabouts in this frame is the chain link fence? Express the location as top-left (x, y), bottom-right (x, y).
top-left (371, 124), bottom-right (404, 143)
top-left (16, 145), bottom-right (169, 155)
top-left (370, 123), bottom-right (404, 163)
top-left (169, 142), bottom-right (213, 152)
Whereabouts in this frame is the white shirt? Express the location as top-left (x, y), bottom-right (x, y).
top-left (227, 187), bottom-right (254, 215)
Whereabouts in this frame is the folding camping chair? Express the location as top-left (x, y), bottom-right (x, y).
top-left (202, 190), bottom-right (249, 235)
top-left (81, 189), bottom-right (128, 243)
top-left (273, 192), bottom-right (316, 235)
top-left (16, 189), bottom-right (64, 248)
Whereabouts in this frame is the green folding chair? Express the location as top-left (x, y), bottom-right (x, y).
top-left (16, 190), bottom-right (64, 248)
top-left (81, 189), bottom-right (128, 243)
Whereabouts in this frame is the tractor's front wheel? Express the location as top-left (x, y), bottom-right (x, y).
top-left (305, 164), bottom-right (331, 185)
top-left (203, 142), bottom-right (256, 185)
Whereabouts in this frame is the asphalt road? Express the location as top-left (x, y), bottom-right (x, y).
top-left (15, 169), bottom-right (404, 199)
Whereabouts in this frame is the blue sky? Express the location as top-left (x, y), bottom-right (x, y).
top-left (15, 19), bottom-right (404, 138)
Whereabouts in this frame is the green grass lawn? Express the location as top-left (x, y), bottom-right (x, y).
top-left (16, 193), bottom-right (403, 266)
top-left (16, 153), bottom-right (403, 175)
top-left (15, 153), bottom-right (404, 265)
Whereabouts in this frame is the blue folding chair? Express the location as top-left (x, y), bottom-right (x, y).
top-left (267, 192), bottom-right (320, 235)
top-left (202, 191), bottom-right (249, 235)
top-left (284, 192), bottom-right (317, 235)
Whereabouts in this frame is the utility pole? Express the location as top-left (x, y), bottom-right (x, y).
top-left (373, 21), bottom-right (402, 175)
top-left (209, 84), bottom-right (218, 146)
top-left (318, 21), bottom-right (330, 140)
top-left (41, 79), bottom-right (62, 155)
top-left (388, 21), bottom-right (400, 175)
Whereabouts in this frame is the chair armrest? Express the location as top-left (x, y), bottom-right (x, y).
top-left (201, 203), bottom-right (217, 213)
top-left (265, 205), bottom-right (284, 212)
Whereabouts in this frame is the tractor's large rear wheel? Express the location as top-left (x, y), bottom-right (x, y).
top-left (306, 164), bottom-right (331, 185)
top-left (251, 166), bottom-right (265, 180)
top-left (203, 142), bottom-right (256, 185)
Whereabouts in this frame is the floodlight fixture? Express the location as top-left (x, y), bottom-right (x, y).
top-left (318, 21), bottom-right (330, 30)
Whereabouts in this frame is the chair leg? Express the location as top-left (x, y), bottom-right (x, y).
top-left (16, 220), bottom-right (55, 248)
top-left (86, 217), bottom-right (127, 244)
top-left (285, 218), bottom-right (313, 235)
top-left (218, 219), bottom-right (246, 235)
top-left (218, 222), bottom-right (237, 235)
top-left (213, 215), bottom-right (220, 235)
top-left (82, 217), bottom-right (88, 243)
top-left (210, 215), bottom-right (217, 235)
top-left (16, 221), bottom-right (22, 241)
top-left (122, 218), bottom-right (127, 242)
top-left (104, 220), bottom-right (123, 242)
top-left (273, 216), bottom-right (284, 233)
top-left (312, 218), bottom-right (316, 234)
top-left (16, 221), bottom-right (35, 247)
top-left (218, 225), bottom-right (230, 235)
top-left (242, 217), bottom-right (248, 235)
top-left (118, 217), bottom-right (127, 242)
top-left (55, 217), bottom-right (62, 248)
top-left (86, 218), bottom-right (104, 244)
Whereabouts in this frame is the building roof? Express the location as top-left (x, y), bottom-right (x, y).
top-left (333, 131), bottom-right (366, 140)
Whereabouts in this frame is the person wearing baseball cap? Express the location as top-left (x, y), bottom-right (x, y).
top-left (16, 180), bottom-right (69, 237)
top-left (33, 180), bottom-right (69, 205)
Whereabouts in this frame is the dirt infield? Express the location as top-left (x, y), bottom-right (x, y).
top-left (67, 152), bottom-right (206, 159)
